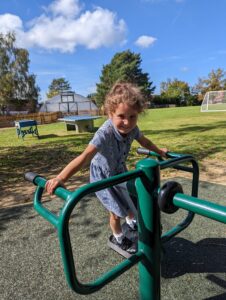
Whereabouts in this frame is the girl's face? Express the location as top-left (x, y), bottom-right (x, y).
top-left (109, 103), bottom-right (139, 135)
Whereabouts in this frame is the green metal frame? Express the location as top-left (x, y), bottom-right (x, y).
top-left (142, 151), bottom-right (200, 243)
top-left (28, 152), bottom-right (226, 299)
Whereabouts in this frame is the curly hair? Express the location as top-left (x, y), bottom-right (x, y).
top-left (104, 82), bottom-right (146, 114)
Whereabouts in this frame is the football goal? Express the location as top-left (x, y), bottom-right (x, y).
top-left (201, 90), bottom-right (226, 112)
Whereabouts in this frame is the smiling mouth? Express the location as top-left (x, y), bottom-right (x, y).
top-left (120, 127), bottom-right (129, 131)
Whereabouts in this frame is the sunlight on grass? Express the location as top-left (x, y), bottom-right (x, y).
top-left (1, 106), bottom-right (226, 185)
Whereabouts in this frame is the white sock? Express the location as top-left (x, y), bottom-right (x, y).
top-left (126, 216), bottom-right (137, 229)
top-left (113, 232), bottom-right (124, 244)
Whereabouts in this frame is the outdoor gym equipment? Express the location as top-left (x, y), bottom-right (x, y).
top-left (25, 149), bottom-right (226, 299)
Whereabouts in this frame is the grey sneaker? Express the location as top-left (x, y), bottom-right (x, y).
top-left (126, 222), bottom-right (138, 232)
top-left (122, 222), bottom-right (138, 242)
top-left (108, 235), bottom-right (137, 258)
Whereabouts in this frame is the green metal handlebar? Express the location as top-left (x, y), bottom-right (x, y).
top-left (25, 169), bottom-right (146, 295)
top-left (137, 147), bottom-right (184, 160)
top-left (24, 172), bottom-right (73, 227)
top-left (174, 193), bottom-right (226, 224)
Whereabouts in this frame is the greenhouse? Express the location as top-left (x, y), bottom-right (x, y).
top-left (39, 91), bottom-right (98, 114)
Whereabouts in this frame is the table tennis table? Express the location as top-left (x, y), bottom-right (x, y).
top-left (58, 115), bottom-right (101, 133)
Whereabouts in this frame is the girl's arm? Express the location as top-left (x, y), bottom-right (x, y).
top-left (137, 135), bottom-right (168, 157)
top-left (46, 144), bottom-right (98, 194)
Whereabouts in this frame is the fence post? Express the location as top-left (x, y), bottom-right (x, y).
top-left (136, 159), bottom-right (161, 300)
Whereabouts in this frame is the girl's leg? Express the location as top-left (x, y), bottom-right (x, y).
top-left (109, 211), bottom-right (122, 235)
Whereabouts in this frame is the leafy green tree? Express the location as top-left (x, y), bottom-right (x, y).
top-left (95, 50), bottom-right (155, 108)
top-left (0, 32), bottom-right (40, 113)
top-left (193, 68), bottom-right (226, 100)
top-left (160, 79), bottom-right (191, 106)
top-left (46, 78), bottom-right (71, 98)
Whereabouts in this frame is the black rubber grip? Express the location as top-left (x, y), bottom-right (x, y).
top-left (24, 172), bottom-right (39, 183)
top-left (137, 147), bottom-right (150, 155)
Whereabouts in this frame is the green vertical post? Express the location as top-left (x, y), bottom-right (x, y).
top-left (136, 159), bottom-right (161, 300)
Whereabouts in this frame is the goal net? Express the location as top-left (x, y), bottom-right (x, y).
top-left (201, 91), bottom-right (226, 112)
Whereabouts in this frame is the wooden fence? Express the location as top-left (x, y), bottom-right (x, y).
top-left (0, 109), bottom-right (103, 128)
top-left (0, 112), bottom-right (60, 128)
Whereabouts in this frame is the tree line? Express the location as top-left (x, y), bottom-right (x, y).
top-left (1, 32), bottom-right (226, 114)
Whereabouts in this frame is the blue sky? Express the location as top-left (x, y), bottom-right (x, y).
top-left (0, 0), bottom-right (226, 101)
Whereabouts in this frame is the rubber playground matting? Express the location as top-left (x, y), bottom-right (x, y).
top-left (0, 177), bottom-right (226, 300)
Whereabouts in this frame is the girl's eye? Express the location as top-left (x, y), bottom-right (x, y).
top-left (116, 114), bottom-right (137, 119)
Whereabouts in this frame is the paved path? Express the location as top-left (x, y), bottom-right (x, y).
top-left (0, 178), bottom-right (226, 299)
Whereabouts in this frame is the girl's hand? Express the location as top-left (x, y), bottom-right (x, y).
top-left (159, 148), bottom-right (168, 158)
top-left (45, 177), bottom-right (65, 195)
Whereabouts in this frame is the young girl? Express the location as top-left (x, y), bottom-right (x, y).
top-left (46, 82), bottom-right (167, 257)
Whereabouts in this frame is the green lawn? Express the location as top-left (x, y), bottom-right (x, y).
top-left (1, 106), bottom-right (226, 187)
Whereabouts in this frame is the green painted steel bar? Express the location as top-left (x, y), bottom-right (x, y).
top-left (29, 169), bottom-right (145, 294)
top-left (137, 147), bottom-right (184, 160)
top-left (58, 248), bottom-right (144, 295)
top-left (160, 154), bottom-right (199, 242)
top-left (34, 176), bottom-right (71, 201)
top-left (159, 154), bottom-right (199, 197)
top-left (174, 193), bottom-right (226, 224)
top-left (136, 159), bottom-right (161, 300)
top-left (53, 169), bottom-right (144, 294)
top-left (160, 154), bottom-right (196, 170)
top-left (34, 187), bottom-right (59, 228)
top-left (29, 165), bottom-right (161, 297)
top-left (32, 175), bottom-right (73, 227)
top-left (161, 211), bottom-right (194, 243)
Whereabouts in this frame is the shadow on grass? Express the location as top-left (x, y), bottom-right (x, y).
top-left (38, 134), bottom-right (59, 139)
top-left (0, 134), bottom-right (92, 188)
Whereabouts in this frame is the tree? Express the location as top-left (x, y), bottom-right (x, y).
top-left (95, 50), bottom-right (155, 107)
top-left (160, 78), bottom-right (191, 106)
top-left (193, 68), bottom-right (226, 100)
top-left (46, 78), bottom-right (71, 98)
top-left (87, 93), bottom-right (97, 104)
top-left (0, 32), bottom-right (40, 113)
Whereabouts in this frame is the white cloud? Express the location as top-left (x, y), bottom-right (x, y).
top-left (47, 0), bottom-right (82, 18)
top-left (0, 13), bottom-right (23, 34)
top-left (0, 0), bottom-right (127, 53)
top-left (135, 35), bottom-right (156, 48)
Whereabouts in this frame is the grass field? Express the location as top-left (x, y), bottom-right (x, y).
top-left (1, 105), bottom-right (226, 188)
